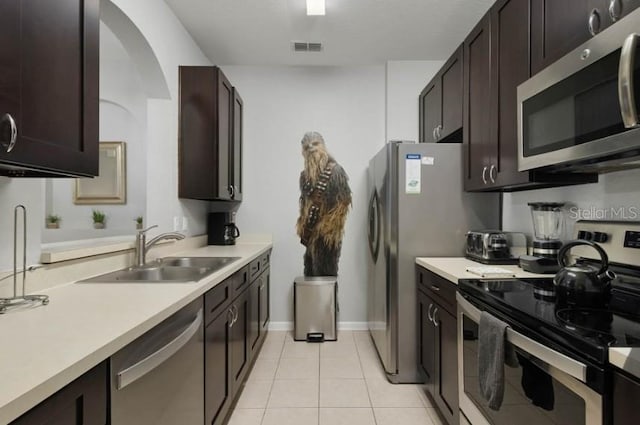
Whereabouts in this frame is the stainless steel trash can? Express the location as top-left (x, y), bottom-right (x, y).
top-left (294, 276), bottom-right (338, 342)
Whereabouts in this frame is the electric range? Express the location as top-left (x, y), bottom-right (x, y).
top-left (457, 220), bottom-right (640, 425)
top-left (459, 269), bottom-right (640, 366)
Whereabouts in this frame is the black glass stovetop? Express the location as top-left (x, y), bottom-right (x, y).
top-left (458, 273), bottom-right (640, 365)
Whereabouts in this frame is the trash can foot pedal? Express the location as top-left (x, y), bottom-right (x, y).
top-left (306, 332), bottom-right (325, 343)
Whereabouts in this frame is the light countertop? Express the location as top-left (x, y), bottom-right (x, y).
top-left (610, 348), bottom-right (640, 379)
top-left (0, 242), bottom-right (271, 424)
top-left (415, 257), bottom-right (549, 284)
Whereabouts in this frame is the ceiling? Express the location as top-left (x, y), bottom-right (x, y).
top-left (164, 0), bottom-right (495, 66)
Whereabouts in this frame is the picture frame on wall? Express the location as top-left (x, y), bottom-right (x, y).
top-left (74, 141), bottom-right (126, 204)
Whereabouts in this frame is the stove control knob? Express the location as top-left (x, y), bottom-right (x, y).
top-left (593, 232), bottom-right (608, 243)
top-left (578, 230), bottom-right (593, 240)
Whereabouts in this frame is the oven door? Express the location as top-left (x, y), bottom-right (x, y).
top-left (457, 293), bottom-right (603, 425)
top-left (517, 7), bottom-right (640, 172)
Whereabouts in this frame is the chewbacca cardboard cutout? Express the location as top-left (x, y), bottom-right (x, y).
top-left (296, 132), bottom-right (352, 277)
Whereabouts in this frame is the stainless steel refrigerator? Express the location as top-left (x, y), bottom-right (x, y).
top-left (367, 141), bottom-right (499, 383)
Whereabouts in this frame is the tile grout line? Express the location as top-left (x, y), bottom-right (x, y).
top-left (354, 331), bottom-right (379, 425)
top-left (259, 332), bottom-right (286, 425)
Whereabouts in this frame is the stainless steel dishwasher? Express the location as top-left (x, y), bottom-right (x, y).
top-left (110, 298), bottom-right (204, 425)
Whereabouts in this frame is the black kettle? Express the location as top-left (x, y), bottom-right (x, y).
top-left (554, 240), bottom-right (615, 307)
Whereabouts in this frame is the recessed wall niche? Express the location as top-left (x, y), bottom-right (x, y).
top-left (43, 22), bottom-right (147, 243)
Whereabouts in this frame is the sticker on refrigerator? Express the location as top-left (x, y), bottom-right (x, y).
top-left (405, 154), bottom-right (421, 194)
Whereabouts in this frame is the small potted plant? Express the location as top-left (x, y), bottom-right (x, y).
top-left (92, 209), bottom-right (106, 229)
top-left (46, 214), bottom-right (61, 229)
top-left (134, 216), bottom-right (143, 230)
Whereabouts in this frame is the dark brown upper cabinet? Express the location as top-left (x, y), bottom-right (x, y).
top-left (463, 13), bottom-right (493, 191)
top-left (231, 88), bottom-right (243, 201)
top-left (419, 81), bottom-right (441, 143)
top-left (462, 0), bottom-right (598, 192)
top-left (0, 0), bottom-right (99, 177)
top-left (179, 66), bottom-right (242, 201)
top-left (530, 0), bottom-right (594, 75)
top-left (489, 0), bottom-right (530, 189)
top-left (530, 0), bottom-right (640, 76)
top-left (419, 46), bottom-right (463, 143)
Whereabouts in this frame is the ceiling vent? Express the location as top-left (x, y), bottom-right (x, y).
top-left (292, 41), bottom-right (323, 52)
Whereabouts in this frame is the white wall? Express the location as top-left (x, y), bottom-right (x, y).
top-left (222, 66), bottom-right (386, 325)
top-left (110, 0), bottom-right (212, 237)
top-left (385, 61), bottom-right (444, 142)
top-left (502, 168), bottom-right (640, 241)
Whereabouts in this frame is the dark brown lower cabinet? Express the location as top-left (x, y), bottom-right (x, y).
top-left (436, 307), bottom-right (458, 423)
top-left (613, 369), bottom-right (640, 425)
top-left (418, 290), bottom-right (436, 385)
top-left (249, 266), bottom-right (270, 359)
top-left (205, 284), bottom-right (250, 425)
top-left (249, 277), bottom-right (261, 356)
top-left (10, 361), bottom-right (107, 425)
top-left (417, 266), bottom-right (459, 425)
top-left (259, 270), bottom-right (270, 336)
top-left (205, 251), bottom-right (271, 425)
top-left (205, 305), bottom-right (233, 425)
top-left (230, 290), bottom-right (249, 395)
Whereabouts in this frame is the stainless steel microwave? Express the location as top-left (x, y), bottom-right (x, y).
top-left (518, 7), bottom-right (640, 173)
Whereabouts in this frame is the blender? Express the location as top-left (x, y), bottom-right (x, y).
top-left (519, 202), bottom-right (565, 273)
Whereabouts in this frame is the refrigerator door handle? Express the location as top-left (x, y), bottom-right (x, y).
top-left (368, 188), bottom-right (381, 262)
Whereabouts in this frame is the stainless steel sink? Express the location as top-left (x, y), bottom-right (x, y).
top-left (158, 256), bottom-right (240, 269)
top-left (79, 256), bottom-right (240, 283)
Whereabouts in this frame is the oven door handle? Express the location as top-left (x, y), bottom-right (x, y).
top-left (116, 309), bottom-right (203, 390)
top-left (456, 293), bottom-right (587, 383)
top-left (619, 33), bottom-right (640, 128)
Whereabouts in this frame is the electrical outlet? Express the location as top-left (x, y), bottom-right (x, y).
top-left (173, 216), bottom-right (180, 231)
top-left (182, 217), bottom-right (188, 231)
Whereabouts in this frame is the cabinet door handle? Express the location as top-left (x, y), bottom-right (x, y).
top-left (233, 304), bottom-right (239, 324)
top-left (436, 124), bottom-right (443, 140)
top-left (588, 8), bottom-right (601, 36)
top-left (427, 303), bottom-right (434, 322)
top-left (432, 127), bottom-right (438, 142)
top-left (430, 285), bottom-right (440, 292)
top-left (481, 166), bottom-right (488, 184)
top-left (433, 307), bottom-right (439, 327)
top-left (619, 33), bottom-right (640, 128)
top-left (227, 307), bottom-right (234, 327)
top-left (609, 0), bottom-right (622, 22)
top-left (1, 113), bottom-right (17, 153)
top-left (228, 185), bottom-right (235, 199)
top-left (489, 164), bottom-right (497, 183)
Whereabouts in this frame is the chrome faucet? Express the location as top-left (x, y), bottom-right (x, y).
top-left (135, 225), bottom-right (185, 267)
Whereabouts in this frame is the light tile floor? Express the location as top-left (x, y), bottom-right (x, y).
top-left (228, 331), bottom-right (445, 425)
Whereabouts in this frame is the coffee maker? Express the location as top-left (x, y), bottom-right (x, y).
top-left (208, 212), bottom-right (240, 245)
top-left (519, 202), bottom-right (565, 273)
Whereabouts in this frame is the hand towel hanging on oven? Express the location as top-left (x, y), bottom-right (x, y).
top-left (478, 311), bottom-right (517, 410)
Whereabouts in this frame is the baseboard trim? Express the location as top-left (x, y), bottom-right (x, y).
top-left (268, 322), bottom-right (293, 331)
top-left (268, 322), bottom-right (368, 331)
top-left (339, 322), bottom-right (369, 330)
